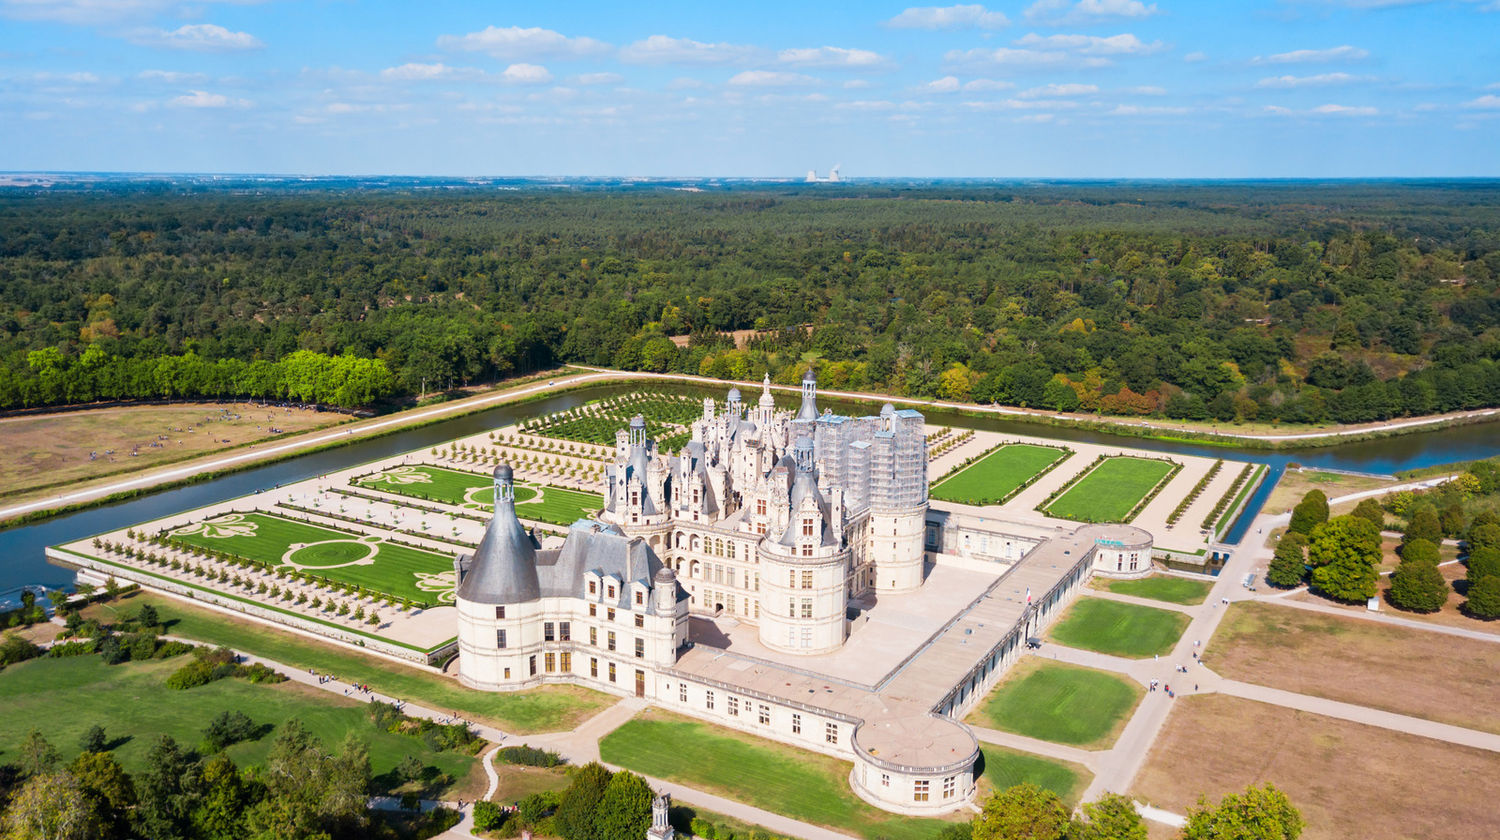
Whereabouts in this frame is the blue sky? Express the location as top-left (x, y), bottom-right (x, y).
top-left (1, 0), bottom-right (1497, 177)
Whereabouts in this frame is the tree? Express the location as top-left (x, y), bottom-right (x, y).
top-left (1350, 498), bottom-right (1385, 530)
top-left (1405, 507), bottom-right (1443, 545)
top-left (554, 762), bottom-right (613, 840)
top-left (1470, 523), bottom-right (1500, 552)
top-left (1267, 532), bottom-right (1309, 588)
top-left (69, 750), bottom-right (135, 840)
top-left (245, 723), bottom-right (369, 840)
top-left (1465, 575), bottom-right (1500, 619)
top-left (2, 773), bottom-right (97, 840)
top-left (1180, 783), bottom-right (1303, 840)
top-left (1441, 502), bottom-right (1468, 538)
top-left (595, 770), bottom-right (654, 840)
top-left (1288, 490), bottom-right (1328, 535)
top-left (1467, 546), bottom-right (1500, 585)
top-left (203, 710), bottom-right (257, 751)
top-left (137, 604), bottom-right (160, 627)
top-left (1309, 516), bottom-right (1381, 602)
top-left (191, 753), bottom-right (251, 840)
top-left (133, 736), bottom-right (195, 840)
top-left (19, 729), bottom-right (59, 777)
top-left (1073, 792), bottom-right (1147, 840)
top-left (395, 754), bottom-right (423, 783)
top-left (971, 783), bottom-right (1071, 840)
top-left (1388, 555), bottom-right (1449, 613)
top-left (79, 724), bottom-right (108, 755)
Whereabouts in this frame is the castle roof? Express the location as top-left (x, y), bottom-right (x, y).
top-left (457, 469), bottom-right (542, 604)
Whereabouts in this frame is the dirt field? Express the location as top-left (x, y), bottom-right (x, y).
top-left (1207, 600), bottom-right (1500, 734)
top-left (1262, 468), bottom-right (1401, 516)
top-left (1290, 558), bottom-right (1498, 637)
top-left (1134, 694), bottom-right (1500, 840)
top-left (0, 402), bottom-right (345, 498)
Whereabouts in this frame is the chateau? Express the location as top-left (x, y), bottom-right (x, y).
top-left (454, 373), bottom-right (1153, 815)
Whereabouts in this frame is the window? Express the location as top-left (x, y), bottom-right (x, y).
top-left (588, 580), bottom-right (597, 595)
top-left (881, 773), bottom-right (890, 788)
top-left (757, 499), bottom-right (766, 516)
top-left (791, 713), bottom-right (801, 734)
top-left (914, 780), bottom-right (929, 802)
top-left (758, 704), bottom-right (770, 725)
top-left (589, 604), bottom-right (597, 617)
top-left (728, 697), bottom-right (739, 717)
top-left (608, 662), bottom-right (616, 683)
top-left (589, 627), bottom-right (598, 646)
top-left (802, 519), bottom-right (814, 537)
top-left (559, 621), bottom-right (571, 641)
top-left (560, 652), bottom-right (571, 672)
top-left (607, 608), bottom-right (616, 622)
top-left (706, 690), bottom-right (715, 710)
top-left (528, 655), bottom-right (537, 677)
top-left (635, 638), bottom-right (645, 659)
top-left (496, 629), bottom-right (507, 649)
top-left (607, 585), bottom-right (616, 599)
top-left (801, 570), bottom-right (813, 589)
top-left (943, 777), bottom-right (956, 799)
top-left (787, 598), bottom-right (795, 616)
top-left (590, 657), bottom-right (598, 678)
top-left (504, 667), bottom-right (511, 680)
top-left (801, 544), bottom-right (812, 557)
top-left (800, 599), bottom-right (813, 619)
top-left (825, 723), bottom-right (838, 744)
top-left (607, 631), bottom-right (617, 651)
top-left (635, 590), bottom-right (644, 605)
top-left (680, 683), bottom-right (688, 702)
top-left (544, 652), bottom-right (556, 673)
top-left (634, 614), bottom-right (645, 628)
top-left (788, 569), bottom-right (796, 587)
top-left (544, 622), bottom-right (555, 642)
top-left (801, 627), bottom-right (812, 648)
top-left (494, 606), bottom-right (505, 619)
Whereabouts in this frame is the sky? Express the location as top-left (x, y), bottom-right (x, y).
top-left (1, 0), bottom-right (1498, 177)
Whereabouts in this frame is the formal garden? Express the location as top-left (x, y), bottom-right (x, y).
top-left (520, 392), bottom-right (704, 451)
top-left (1041, 455), bottom-right (1181, 524)
top-left (352, 463), bottom-right (602, 524)
top-left (931, 443), bottom-right (1072, 507)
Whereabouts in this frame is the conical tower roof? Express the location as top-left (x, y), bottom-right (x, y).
top-left (457, 463), bottom-right (541, 604)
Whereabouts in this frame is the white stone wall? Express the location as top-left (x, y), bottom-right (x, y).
top-left (869, 507), bottom-right (927, 593)
top-left (757, 544), bottom-right (850, 655)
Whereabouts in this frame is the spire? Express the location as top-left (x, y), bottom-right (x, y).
top-left (796, 368), bottom-right (818, 421)
top-left (758, 372), bottom-right (775, 408)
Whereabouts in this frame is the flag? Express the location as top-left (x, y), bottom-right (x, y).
top-left (1025, 587), bottom-right (1032, 605)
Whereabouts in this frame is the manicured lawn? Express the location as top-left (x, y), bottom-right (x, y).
top-left (932, 444), bottom-right (1070, 506)
top-left (1043, 456), bottom-right (1178, 523)
top-left (1093, 574), bottom-right (1212, 606)
top-left (977, 743), bottom-right (1090, 807)
top-left (84, 593), bottom-right (614, 735)
top-left (0, 655), bottom-right (480, 797)
top-left (600, 709), bottom-right (955, 840)
top-left (1047, 597), bottom-right (1189, 658)
top-left (353, 464), bottom-right (601, 525)
top-left (168, 511), bottom-right (454, 604)
top-left (966, 660), bottom-right (1142, 749)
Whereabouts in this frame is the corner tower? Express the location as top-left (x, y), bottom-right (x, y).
top-left (757, 437), bottom-right (850, 655)
top-left (454, 463), bottom-right (543, 690)
top-left (867, 404), bottom-right (928, 594)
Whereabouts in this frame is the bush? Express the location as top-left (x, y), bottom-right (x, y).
top-left (1288, 489), bottom-right (1329, 535)
top-left (47, 640), bottom-right (95, 657)
top-left (1388, 557), bottom-right (1449, 613)
top-left (1465, 575), bottom-right (1500, 619)
top-left (473, 801), bottom-right (508, 831)
top-left (0, 633), bottom-right (42, 668)
top-left (496, 744), bottom-right (564, 767)
top-left (1468, 546), bottom-right (1500, 585)
top-left (203, 710), bottom-right (258, 751)
top-left (166, 658), bottom-right (216, 689)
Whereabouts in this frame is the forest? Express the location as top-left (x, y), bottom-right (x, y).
top-left (1, 179), bottom-right (1498, 423)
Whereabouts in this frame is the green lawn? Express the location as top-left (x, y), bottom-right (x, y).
top-left (84, 593), bottom-right (613, 735)
top-left (1043, 456), bottom-right (1178, 523)
top-left (353, 464), bottom-right (601, 526)
top-left (1047, 597), bottom-right (1190, 658)
top-left (932, 444), bottom-right (1070, 506)
top-left (966, 660), bottom-right (1142, 749)
top-left (0, 655), bottom-right (479, 797)
top-left (168, 511), bottom-right (454, 604)
top-left (600, 710), bottom-right (956, 840)
top-left (1093, 574), bottom-right (1213, 606)
top-left (977, 743), bottom-right (1090, 807)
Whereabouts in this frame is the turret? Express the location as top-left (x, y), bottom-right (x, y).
top-left (456, 463), bottom-right (541, 605)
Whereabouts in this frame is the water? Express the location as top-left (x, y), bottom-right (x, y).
top-left (5, 381), bottom-right (1498, 590)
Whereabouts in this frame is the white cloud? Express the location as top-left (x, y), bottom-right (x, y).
top-left (1018, 113), bottom-right (1056, 122)
top-left (0, 0), bottom-right (242, 25)
top-left (572, 72), bottom-right (623, 85)
top-left (437, 25), bottom-right (608, 60)
top-left (137, 69), bottom-right (206, 84)
top-left (128, 23), bottom-right (262, 51)
top-left (1183, 51), bottom-right (1207, 62)
top-left (501, 63), bottom-right (552, 84)
top-left (778, 46), bottom-right (886, 68)
top-left (963, 78), bottom-right (1015, 91)
top-left (963, 97), bottom-right (1081, 110)
top-left (1018, 82), bottom-right (1098, 97)
top-left (885, 4), bottom-right (1010, 29)
top-left (1014, 32), bottom-right (1162, 55)
top-left (837, 100), bottom-right (897, 110)
top-left (1484, 82), bottom-right (1500, 90)
top-left (1464, 94), bottom-right (1500, 109)
top-left (947, 46), bottom-right (1108, 68)
top-left (727, 70), bottom-right (817, 87)
top-left (667, 76), bottom-right (708, 89)
top-left (923, 75), bottom-right (962, 93)
top-left (1312, 103), bottom-right (1377, 115)
top-left (1253, 45), bottom-right (1369, 64)
top-left (1255, 72), bottom-right (1369, 88)
top-left (381, 63), bottom-right (466, 81)
top-left (17, 71), bottom-right (101, 85)
top-left (620, 35), bottom-right (755, 65)
top-left (1126, 85), bottom-right (1166, 95)
top-left (844, 79), bottom-right (872, 89)
top-left (1024, 0), bottom-right (1158, 26)
top-left (168, 89), bottom-right (249, 108)
top-left (1109, 103), bottom-right (1189, 115)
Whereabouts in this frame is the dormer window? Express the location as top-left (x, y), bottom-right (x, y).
top-left (757, 499), bottom-right (766, 516)
top-left (802, 519), bottom-right (814, 537)
top-left (634, 590), bottom-right (644, 606)
top-left (607, 584), bottom-right (616, 599)
top-left (588, 580), bottom-right (597, 595)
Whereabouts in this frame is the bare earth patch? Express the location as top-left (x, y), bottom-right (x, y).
top-left (1261, 469), bottom-right (1400, 516)
top-left (1207, 601), bottom-right (1500, 734)
top-left (1133, 694), bottom-right (1500, 840)
top-left (0, 402), bottom-right (343, 499)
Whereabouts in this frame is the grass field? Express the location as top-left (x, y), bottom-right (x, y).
top-left (0, 402), bottom-right (342, 501)
top-left (600, 709), bottom-right (956, 840)
top-left (977, 743), bottom-right (1090, 807)
top-left (932, 444), bottom-right (1070, 506)
top-left (169, 511), bottom-right (455, 604)
top-left (1133, 694), bottom-right (1500, 840)
top-left (1047, 597), bottom-right (1189, 658)
top-left (1044, 456), bottom-right (1177, 523)
top-left (353, 464), bottom-right (601, 525)
top-left (966, 659), bottom-right (1142, 749)
top-left (1206, 601), bottom-right (1500, 735)
top-left (84, 593), bottom-right (614, 735)
top-left (1092, 574), bottom-right (1212, 605)
top-left (0, 655), bottom-right (482, 798)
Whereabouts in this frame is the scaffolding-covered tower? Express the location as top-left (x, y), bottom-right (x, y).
top-left (867, 404), bottom-right (928, 593)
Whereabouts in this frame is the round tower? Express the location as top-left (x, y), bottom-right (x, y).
top-left (455, 462), bottom-right (543, 690)
top-left (757, 437), bottom-right (850, 655)
top-left (868, 404), bottom-right (928, 594)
